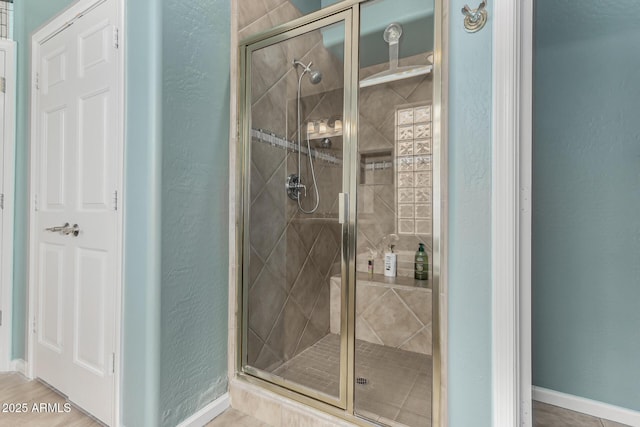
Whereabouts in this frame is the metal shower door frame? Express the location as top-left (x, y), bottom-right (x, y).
top-left (239, 8), bottom-right (354, 411)
top-left (236, 0), bottom-right (444, 425)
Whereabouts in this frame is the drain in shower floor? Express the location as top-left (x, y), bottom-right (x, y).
top-left (356, 377), bottom-right (368, 385)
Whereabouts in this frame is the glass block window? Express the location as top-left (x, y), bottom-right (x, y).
top-left (0, 0), bottom-right (12, 40)
top-left (396, 105), bottom-right (432, 236)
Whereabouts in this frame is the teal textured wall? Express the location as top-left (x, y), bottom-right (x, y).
top-left (12, 0), bottom-right (76, 360)
top-left (447, 0), bottom-right (493, 425)
top-left (533, 0), bottom-right (640, 411)
top-left (14, 1), bottom-right (230, 425)
top-left (14, 0), bottom-right (492, 425)
top-left (159, 0), bottom-right (230, 425)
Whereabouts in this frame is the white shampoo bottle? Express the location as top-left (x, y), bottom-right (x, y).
top-left (384, 245), bottom-right (397, 277)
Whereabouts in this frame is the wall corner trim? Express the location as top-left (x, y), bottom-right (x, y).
top-left (533, 387), bottom-right (640, 427)
top-left (10, 359), bottom-right (26, 376)
top-left (175, 393), bottom-right (230, 427)
top-left (491, 0), bottom-right (523, 426)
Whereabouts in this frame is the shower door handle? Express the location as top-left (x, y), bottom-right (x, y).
top-left (338, 193), bottom-right (349, 224)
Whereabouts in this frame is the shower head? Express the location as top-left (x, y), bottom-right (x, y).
top-left (308, 70), bottom-right (323, 85)
top-left (293, 59), bottom-right (322, 85)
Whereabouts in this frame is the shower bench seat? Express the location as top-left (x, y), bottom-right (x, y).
top-left (329, 272), bottom-right (433, 355)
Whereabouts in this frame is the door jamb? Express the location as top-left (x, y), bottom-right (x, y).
top-left (518, 1), bottom-right (534, 425)
top-left (26, 0), bottom-right (125, 426)
top-left (0, 40), bottom-right (16, 373)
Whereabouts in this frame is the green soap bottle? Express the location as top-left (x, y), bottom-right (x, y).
top-left (414, 243), bottom-right (428, 280)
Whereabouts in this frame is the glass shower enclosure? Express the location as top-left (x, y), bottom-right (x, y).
top-left (238, 1), bottom-right (441, 426)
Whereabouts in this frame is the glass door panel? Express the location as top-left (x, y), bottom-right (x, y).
top-left (243, 15), bottom-right (348, 405)
top-left (355, 0), bottom-right (436, 425)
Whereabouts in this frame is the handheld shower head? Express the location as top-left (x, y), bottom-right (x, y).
top-left (293, 59), bottom-right (322, 85)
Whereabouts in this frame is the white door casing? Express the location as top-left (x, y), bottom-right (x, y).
top-left (28, 0), bottom-right (123, 425)
top-left (0, 40), bottom-right (16, 373)
top-left (492, 0), bottom-right (533, 426)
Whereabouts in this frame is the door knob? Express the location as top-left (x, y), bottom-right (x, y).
top-left (63, 224), bottom-right (80, 237)
top-left (46, 222), bottom-right (70, 233)
top-left (45, 222), bottom-right (80, 236)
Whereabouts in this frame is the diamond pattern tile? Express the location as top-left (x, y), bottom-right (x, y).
top-left (266, 298), bottom-right (308, 360)
top-left (399, 326), bottom-right (432, 355)
top-left (250, 187), bottom-right (286, 260)
top-left (361, 290), bottom-right (423, 348)
top-left (310, 226), bottom-right (339, 278)
top-left (396, 288), bottom-right (432, 325)
top-left (331, 278), bottom-right (432, 355)
top-left (290, 258), bottom-right (324, 317)
top-left (248, 266), bottom-right (287, 341)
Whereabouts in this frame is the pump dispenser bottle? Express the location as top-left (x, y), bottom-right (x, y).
top-left (415, 243), bottom-right (428, 280)
top-left (384, 245), bottom-right (397, 277)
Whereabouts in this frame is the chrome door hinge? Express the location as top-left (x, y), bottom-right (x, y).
top-left (32, 317), bottom-right (37, 334)
top-left (35, 72), bottom-right (40, 91)
top-left (0, 77), bottom-right (5, 94)
top-left (113, 26), bottom-right (119, 49)
top-left (110, 353), bottom-right (116, 374)
top-left (34, 194), bottom-right (38, 211)
top-left (113, 190), bottom-right (118, 211)
top-left (0, 193), bottom-right (4, 210)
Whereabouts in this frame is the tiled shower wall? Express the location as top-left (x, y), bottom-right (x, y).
top-left (357, 54), bottom-right (434, 277)
top-left (241, 1), bottom-right (344, 370)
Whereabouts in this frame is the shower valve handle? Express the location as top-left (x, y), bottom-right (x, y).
top-left (286, 174), bottom-right (307, 200)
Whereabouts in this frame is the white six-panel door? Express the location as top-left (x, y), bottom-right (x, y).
top-left (32, 0), bottom-right (120, 424)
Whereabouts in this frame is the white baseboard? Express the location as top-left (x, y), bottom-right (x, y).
top-left (10, 359), bottom-right (26, 376)
top-left (175, 392), bottom-right (230, 427)
top-left (533, 386), bottom-right (640, 427)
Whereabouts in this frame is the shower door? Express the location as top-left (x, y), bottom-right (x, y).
top-left (239, 2), bottom-right (442, 425)
top-left (240, 11), bottom-right (353, 408)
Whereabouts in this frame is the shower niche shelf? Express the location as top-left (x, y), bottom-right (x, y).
top-left (360, 150), bottom-right (393, 185)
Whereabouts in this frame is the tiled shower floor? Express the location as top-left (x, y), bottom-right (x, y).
top-left (272, 334), bottom-right (432, 426)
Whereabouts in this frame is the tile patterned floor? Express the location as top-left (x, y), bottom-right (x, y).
top-left (533, 401), bottom-right (631, 427)
top-left (205, 408), bottom-right (270, 427)
top-left (0, 373), bottom-right (632, 427)
top-left (271, 334), bottom-right (432, 426)
top-left (208, 405), bottom-right (634, 427)
top-left (0, 373), bottom-right (104, 427)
